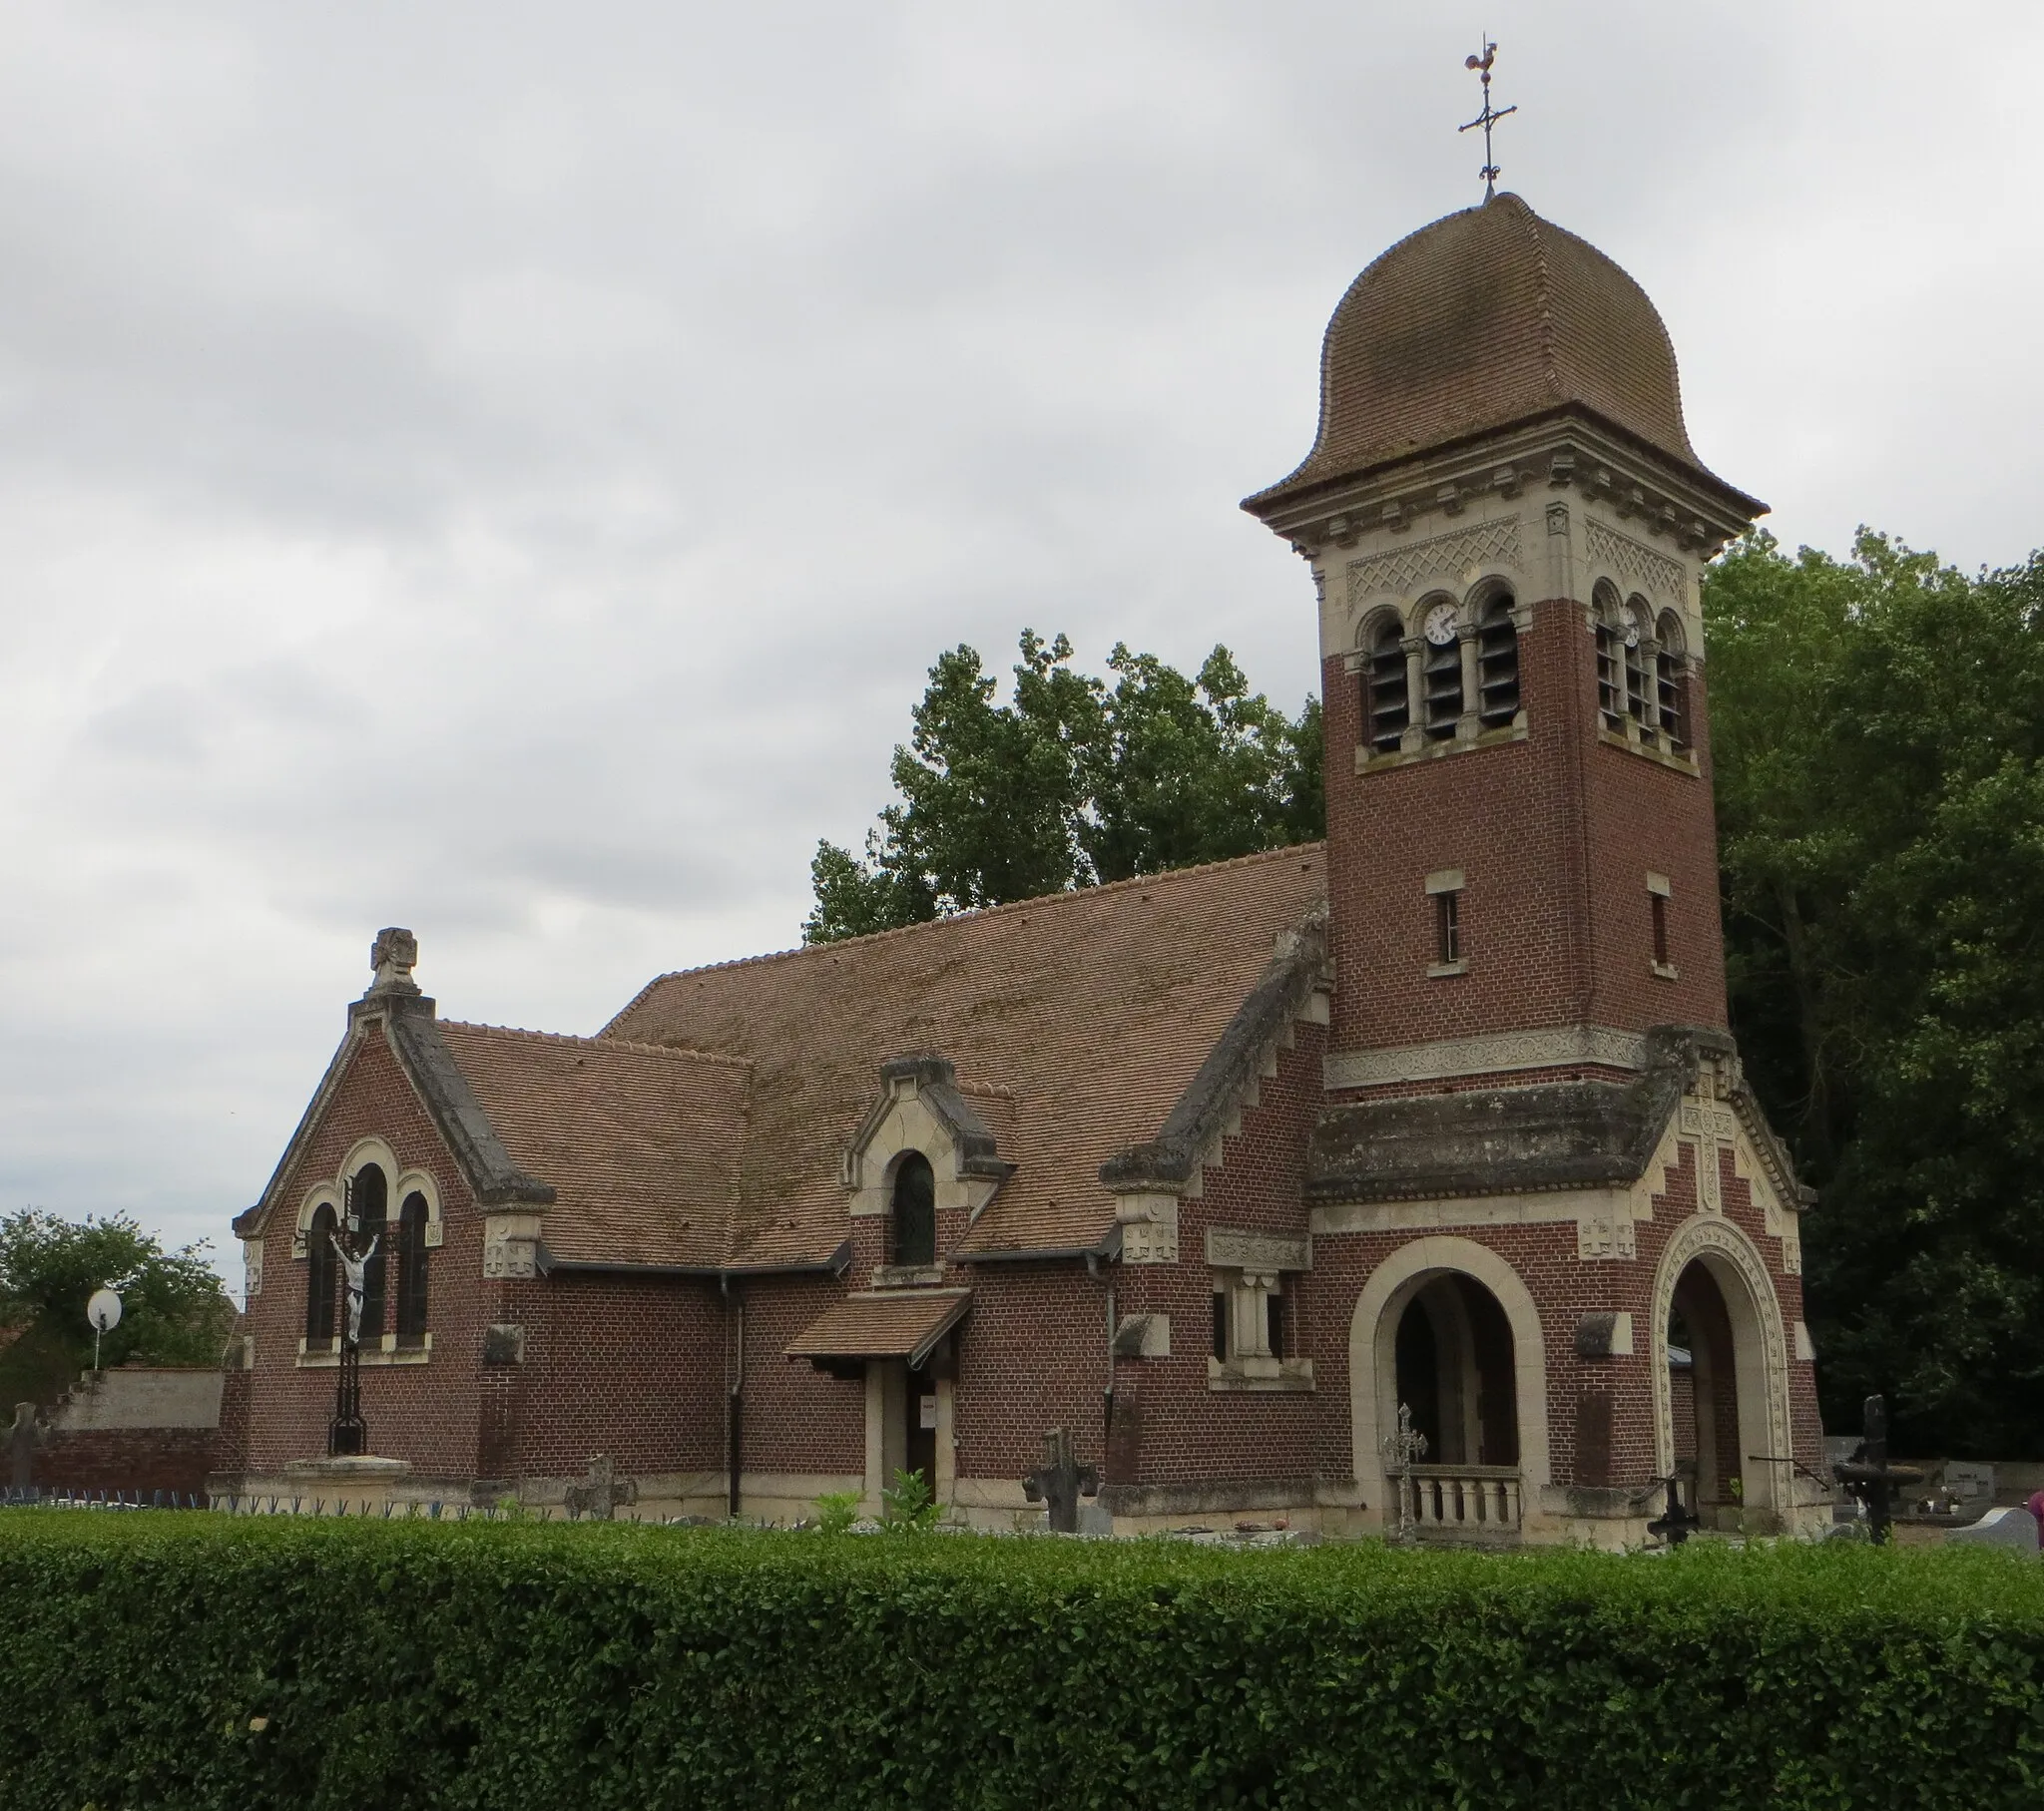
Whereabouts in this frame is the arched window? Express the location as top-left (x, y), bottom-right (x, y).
top-left (306, 1202), bottom-right (338, 1351)
top-left (1419, 599), bottom-right (1462, 741)
top-left (890, 1151), bottom-right (936, 1267)
top-left (1655, 611), bottom-right (1690, 752)
top-left (1623, 595), bottom-right (1655, 742)
top-left (1362, 615), bottom-right (1408, 755)
top-left (1475, 592), bottom-right (1520, 728)
top-left (350, 1163), bottom-right (388, 1347)
top-left (395, 1191), bottom-right (429, 1345)
top-left (1592, 581), bottom-right (1624, 731)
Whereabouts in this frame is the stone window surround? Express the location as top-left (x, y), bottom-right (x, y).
top-left (1207, 1227), bottom-right (1314, 1393)
top-left (286, 1135), bottom-right (442, 1357)
top-left (1344, 580), bottom-right (1531, 775)
top-left (288, 1135), bottom-right (444, 1260)
top-left (1425, 868), bottom-right (1466, 979)
top-left (1647, 871), bottom-right (1679, 980)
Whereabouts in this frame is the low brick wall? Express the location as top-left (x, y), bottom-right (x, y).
top-left (34, 1427), bottom-right (218, 1499)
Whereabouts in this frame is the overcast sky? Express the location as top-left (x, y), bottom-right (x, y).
top-left (3, 1), bottom-right (2038, 1281)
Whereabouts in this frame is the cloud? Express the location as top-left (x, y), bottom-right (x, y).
top-left (2, 0), bottom-right (2040, 1274)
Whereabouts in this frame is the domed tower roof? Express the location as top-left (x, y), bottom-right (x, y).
top-left (1247, 194), bottom-right (1742, 514)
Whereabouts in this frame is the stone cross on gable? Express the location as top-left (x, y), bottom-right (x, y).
top-left (563, 1453), bottom-right (637, 1521)
top-left (8, 1402), bottom-right (50, 1492)
top-left (1022, 1428), bottom-right (1099, 1534)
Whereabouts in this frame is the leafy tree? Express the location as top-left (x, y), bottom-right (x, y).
top-left (0, 1211), bottom-right (235, 1403)
top-left (803, 631), bottom-right (1321, 942)
top-left (1708, 530), bottom-right (2044, 1453)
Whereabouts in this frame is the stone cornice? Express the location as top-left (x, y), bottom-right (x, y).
top-left (1254, 413), bottom-right (1760, 564)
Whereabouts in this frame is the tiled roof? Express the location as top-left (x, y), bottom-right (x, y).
top-left (786, 1290), bottom-right (972, 1365)
top-left (606, 844), bottom-right (1328, 1266)
top-left (1247, 194), bottom-right (1732, 512)
top-left (435, 1024), bottom-right (752, 1268)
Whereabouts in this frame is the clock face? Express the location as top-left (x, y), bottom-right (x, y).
top-left (1422, 603), bottom-right (1459, 647)
top-left (1620, 606), bottom-right (1641, 649)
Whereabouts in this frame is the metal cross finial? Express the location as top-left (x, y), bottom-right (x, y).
top-left (1460, 37), bottom-right (1518, 201)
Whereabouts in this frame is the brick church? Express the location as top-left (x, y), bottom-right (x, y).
top-left (219, 193), bottom-right (1829, 1544)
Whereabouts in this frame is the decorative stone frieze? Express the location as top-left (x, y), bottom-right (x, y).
top-left (1324, 1025), bottom-right (1646, 1091)
top-left (1204, 1228), bottom-right (1311, 1272)
top-left (1345, 517), bottom-right (1524, 617)
top-left (1584, 517), bottom-right (1686, 607)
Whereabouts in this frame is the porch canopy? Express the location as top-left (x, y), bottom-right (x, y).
top-left (786, 1289), bottom-right (971, 1371)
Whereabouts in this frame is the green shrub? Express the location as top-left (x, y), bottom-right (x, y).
top-left (1, 1512), bottom-right (2040, 1809)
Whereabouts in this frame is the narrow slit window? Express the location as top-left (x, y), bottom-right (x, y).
top-left (395, 1192), bottom-right (429, 1345)
top-left (1652, 893), bottom-right (1670, 967)
top-left (350, 1163), bottom-right (388, 1345)
top-left (305, 1203), bottom-right (337, 1352)
top-left (1212, 1288), bottom-right (1229, 1362)
top-left (1266, 1290), bottom-right (1284, 1361)
top-left (890, 1152), bottom-right (937, 1266)
top-left (1435, 890), bottom-right (1461, 966)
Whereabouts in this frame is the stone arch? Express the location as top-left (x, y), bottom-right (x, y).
top-left (1353, 601), bottom-right (1408, 649)
top-left (1649, 1213), bottom-right (1792, 1520)
top-left (1349, 1237), bottom-right (1551, 1510)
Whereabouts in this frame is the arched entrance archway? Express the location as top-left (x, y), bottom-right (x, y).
top-left (1650, 1216), bottom-right (1792, 1530)
top-left (1350, 1238), bottom-right (1550, 1539)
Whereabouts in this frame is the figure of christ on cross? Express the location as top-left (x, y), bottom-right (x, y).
top-left (330, 1227), bottom-right (380, 1350)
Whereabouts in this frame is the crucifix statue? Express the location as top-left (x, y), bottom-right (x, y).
top-left (325, 1177), bottom-right (374, 1458)
top-left (1022, 1427), bottom-right (1099, 1534)
top-left (8, 1402), bottom-right (50, 1494)
top-left (564, 1453), bottom-right (638, 1521)
top-left (330, 1225), bottom-right (380, 1351)
top-left (1380, 1401), bottom-right (1429, 1543)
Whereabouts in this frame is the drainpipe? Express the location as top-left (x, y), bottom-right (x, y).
top-left (722, 1276), bottom-right (744, 1521)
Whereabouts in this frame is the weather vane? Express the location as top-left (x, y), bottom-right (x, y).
top-left (1460, 37), bottom-right (1517, 201)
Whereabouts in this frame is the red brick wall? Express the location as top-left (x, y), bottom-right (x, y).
top-left (491, 1271), bottom-right (725, 1482)
top-left (34, 1427), bottom-right (216, 1499)
top-left (1319, 598), bottom-right (1728, 1058)
top-left (1108, 1017), bottom-right (1327, 1491)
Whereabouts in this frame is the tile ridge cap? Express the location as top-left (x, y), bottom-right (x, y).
top-left (440, 1020), bottom-right (753, 1071)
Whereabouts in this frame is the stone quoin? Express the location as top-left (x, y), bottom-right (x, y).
top-left (218, 194), bottom-right (1828, 1544)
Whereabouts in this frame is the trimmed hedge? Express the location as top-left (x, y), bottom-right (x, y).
top-left (1, 1514), bottom-right (2040, 1809)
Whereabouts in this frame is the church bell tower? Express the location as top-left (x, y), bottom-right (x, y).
top-left (1244, 192), bottom-right (1765, 1096)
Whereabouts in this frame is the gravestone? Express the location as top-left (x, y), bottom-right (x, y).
top-left (563, 1453), bottom-right (637, 1521)
top-left (8, 1402), bottom-right (49, 1492)
top-left (1943, 1461), bottom-right (1994, 1511)
top-left (1947, 1505), bottom-right (2040, 1554)
top-left (1022, 1428), bottom-right (1098, 1534)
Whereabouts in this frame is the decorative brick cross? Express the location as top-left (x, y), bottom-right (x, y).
top-left (1022, 1428), bottom-right (1099, 1534)
top-left (564, 1452), bottom-right (637, 1521)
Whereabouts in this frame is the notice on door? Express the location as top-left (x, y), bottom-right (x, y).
top-left (918, 1394), bottom-right (938, 1430)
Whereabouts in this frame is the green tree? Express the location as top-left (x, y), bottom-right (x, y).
top-left (1708, 530), bottom-right (2044, 1453)
top-left (803, 631), bottom-right (1321, 942)
top-left (0, 1210), bottom-right (236, 1404)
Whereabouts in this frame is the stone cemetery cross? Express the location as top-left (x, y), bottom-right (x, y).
top-left (1379, 1401), bottom-right (1429, 1542)
top-left (8, 1402), bottom-right (50, 1493)
top-left (1022, 1428), bottom-right (1099, 1534)
top-left (1647, 1475), bottom-right (1702, 1548)
top-left (564, 1453), bottom-right (637, 1521)
top-left (1832, 1393), bottom-right (1922, 1545)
